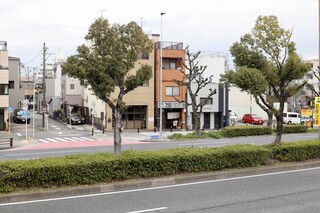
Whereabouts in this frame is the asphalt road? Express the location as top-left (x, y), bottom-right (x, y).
top-left (0, 132), bottom-right (319, 160)
top-left (1, 166), bottom-right (320, 212)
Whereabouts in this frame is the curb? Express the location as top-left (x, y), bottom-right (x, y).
top-left (1, 160), bottom-right (320, 203)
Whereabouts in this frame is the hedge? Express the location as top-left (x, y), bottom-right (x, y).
top-left (0, 145), bottom-right (270, 193)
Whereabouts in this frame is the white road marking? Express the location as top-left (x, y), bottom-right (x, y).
top-left (38, 139), bottom-right (49, 143)
top-left (16, 133), bottom-right (21, 137)
top-left (0, 166), bottom-right (319, 207)
top-left (5, 150), bottom-right (84, 156)
top-left (126, 207), bottom-right (168, 213)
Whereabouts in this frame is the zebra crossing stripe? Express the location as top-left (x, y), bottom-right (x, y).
top-left (38, 139), bottom-right (49, 143)
top-left (71, 137), bottom-right (85, 141)
top-left (38, 137), bottom-right (94, 143)
top-left (79, 137), bottom-right (94, 141)
top-left (54, 138), bottom-right (68, 142)
top-left (62, 137), bottom-right (76, 141)
top-left (45, 138), bottom-right (58, 142)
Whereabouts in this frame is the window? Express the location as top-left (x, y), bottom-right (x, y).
top-left (0, 84), bottom-right (8, 95)
top-left (166, 86), bottom-right (180, 96)
top-left (70, 84), bottom-right (75, 90)
top-left (9, 81), bottom-right (14, 89)
top-left (200, 98), bottom-right (213, 105)
top-left (163, 59), bottom-right (177, 70)
top-left (138, 52), bottom-right (149, 60)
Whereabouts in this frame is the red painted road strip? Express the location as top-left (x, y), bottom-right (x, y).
top-left (15, 140), bottom-right (147, 150)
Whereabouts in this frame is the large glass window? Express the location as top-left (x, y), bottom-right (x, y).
top-left (0, 84), bottom-right (8, 95)
top-left (200, 98), bottom-right (213, 105)
top-left (166, 86), bottom-right (180, 96)
top-left (163, 59), bottom-right (177, 70)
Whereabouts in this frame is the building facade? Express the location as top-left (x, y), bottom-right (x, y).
top-left (0, 41), bottom-right (10, 130)
top-left (154, 40), bottom-right (186, 130)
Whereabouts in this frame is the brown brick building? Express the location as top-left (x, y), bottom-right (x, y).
top-left (154, 41), bottom-right (186, 130)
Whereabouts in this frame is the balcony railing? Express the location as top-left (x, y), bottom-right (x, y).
top-left (154, 41), bottom-right (183, 50)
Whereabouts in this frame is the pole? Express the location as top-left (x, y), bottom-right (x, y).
top-left (92, 112), bottom-right (94, 136)
top-left (42, 42), bottom-right (46, 129)
top-left (32, 69), bottom-right (35, 138)
top-left (8, 111), bottom-right (10, 133)
top-left (159, 12), bottom-right (165, 138)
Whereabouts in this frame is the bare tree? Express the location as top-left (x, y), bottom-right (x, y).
top-left (173, 46), bottom-right (216, 136)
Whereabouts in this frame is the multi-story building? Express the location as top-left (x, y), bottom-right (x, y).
top-left (8, 56), bottom-right (24, 112)
top-left (103, 35), bottom-right (157, 131)
top-left (154, 40), bottom-right (186, 130)
top-left (0, 41), bottom-right (10, 130)
top-left (186, 52), bottom-right (229, 129)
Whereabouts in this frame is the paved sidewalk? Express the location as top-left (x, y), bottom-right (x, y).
top-left (71, 123), bottom-right (190, 142)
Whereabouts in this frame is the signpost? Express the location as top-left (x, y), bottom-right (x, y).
top-left (22, 110), bottom-right (29, 140)
top-left (314, 97), bottom-right (320, 139)
top-left (6, 106), bottom-right (13, 133)
top-left (68, 106), bottom-right (73, 129)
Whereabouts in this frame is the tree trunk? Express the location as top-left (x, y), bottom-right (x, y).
top-left (274, 117), bottom-right (283, 146)
top-left (194, 112), bottom-right (201, 136)
top-left (267, 112), bottom-right (273, 128)
top-left (114, 108), bottom-right (122, 155)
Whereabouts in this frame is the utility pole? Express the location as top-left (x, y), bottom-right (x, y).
top-left (42, 42), bottom-right (46, 128)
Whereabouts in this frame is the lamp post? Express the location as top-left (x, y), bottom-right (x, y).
top-left (159, 12), bottom-right (165, 138)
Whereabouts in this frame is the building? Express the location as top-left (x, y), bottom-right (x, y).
top-left (154, 40), bottom-right (186, 130)
top-left (0, 41), bottom-right (10, 130)
top-left (8, 56), bottom-right (24, 112)
top-left (103, 35), bottom-right (157, 131)
top-left (186, 52), bottom-right (229, 129)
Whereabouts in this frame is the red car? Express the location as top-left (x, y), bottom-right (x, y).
top-left (242, 114), bottom-right (264, 125)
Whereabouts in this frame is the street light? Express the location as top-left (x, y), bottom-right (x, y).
top-left (159, 12), bottom-right (165, 138)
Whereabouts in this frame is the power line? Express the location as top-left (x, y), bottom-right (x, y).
top-left (23, 49), bottom-right (43, 65)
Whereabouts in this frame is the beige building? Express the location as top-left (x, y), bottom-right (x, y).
top-left (104, 48), bottom-right (155, 131)
top-left (0, 41), bottom-right (10, 130)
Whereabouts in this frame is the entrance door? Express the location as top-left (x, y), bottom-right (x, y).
top-left (203, 112), bottom-right (210, 129)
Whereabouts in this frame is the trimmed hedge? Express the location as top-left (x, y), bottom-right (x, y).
top-left (268, 140), bottom-right (320, 162)
top-left (222, 126), bottom-right (272, 137)
top-left (281, 125), bottom-right (308, 134)
top-left (0, 145), bottom-right (270, 193)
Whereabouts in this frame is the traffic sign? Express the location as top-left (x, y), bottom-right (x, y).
top-left (7, 106), bottom-right (13, 112)
top-left (68, 106), bottom-right (73, 112)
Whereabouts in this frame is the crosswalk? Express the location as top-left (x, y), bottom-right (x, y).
top-left (38, 137), bottom-right (95, 143)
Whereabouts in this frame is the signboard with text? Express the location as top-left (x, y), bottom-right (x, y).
top-left (314, 97), bottom-right (320, 127)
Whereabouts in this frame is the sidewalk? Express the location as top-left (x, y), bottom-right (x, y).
top-left (71, 123), bottom-right (190, 142)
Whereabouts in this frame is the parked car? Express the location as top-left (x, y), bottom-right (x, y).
top-left (13, 110), bottom-right (30, 124)
top-left (283, 112), bottom-right (301, 124)
top-left (242, 114), bottom-right (264, 125)
top-left (229, 111), bottom-right (238, 125)
top-left (67, 114), bottom-right (85, 125)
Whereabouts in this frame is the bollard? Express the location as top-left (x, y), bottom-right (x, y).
top-left (92, 128), bottom-right (94, 136)
top-left (137, 128), bottom-right (140, 133)
top-left (154, 127), bottom-right (157, 132)
top-left (171, 126), bottom-right (173, 132)
top-left (102, 128), bottom-right (105, 134)
top-left (10, 137), bottom-right (13, 147)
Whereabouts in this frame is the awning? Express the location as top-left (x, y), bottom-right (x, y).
top-left (167, 112), bottom-right (180, 119)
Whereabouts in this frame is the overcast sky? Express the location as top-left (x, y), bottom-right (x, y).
top-left (0, 0), bottom-right (318, 70)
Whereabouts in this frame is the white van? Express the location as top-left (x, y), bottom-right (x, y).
top-left (283, 112), bottom-right (301, 124)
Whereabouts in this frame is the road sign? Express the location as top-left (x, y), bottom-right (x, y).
top-left (22, 110), bottom-right (29, 118)
top-left (22, 100), bottom-right (29, 110)
top-left (7, 106), bottom-right (13, 112)
top-left (68, 106), bottom-right (73, 112)
top-left (314, 97), bottom-right (320, 126)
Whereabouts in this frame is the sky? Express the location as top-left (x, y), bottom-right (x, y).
top-left (0, 0), bottom-right (318, 71)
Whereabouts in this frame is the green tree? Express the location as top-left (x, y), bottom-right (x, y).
top-left (221, 15), bottom-right (310, 145)
top-left (174, 46), bottom-right (216, 136)
top-left (61, 18), bottom-right (153, 155)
